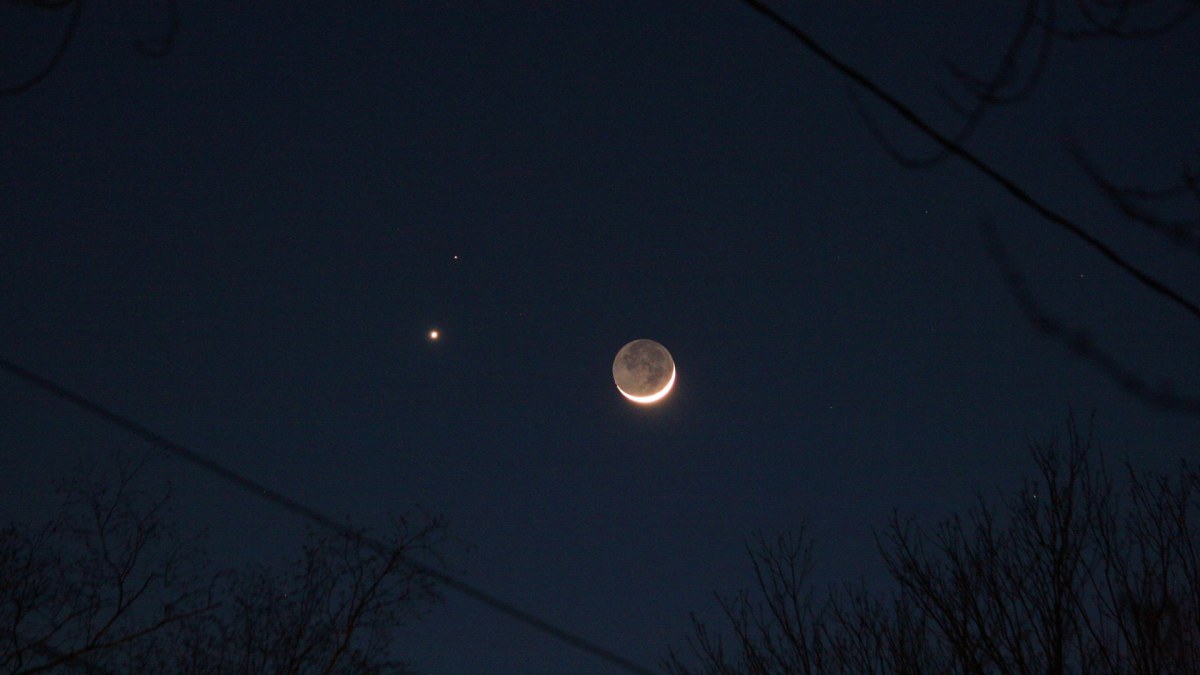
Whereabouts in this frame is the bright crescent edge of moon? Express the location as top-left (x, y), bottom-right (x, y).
top-left (617, 363), bottom-right (676, 404)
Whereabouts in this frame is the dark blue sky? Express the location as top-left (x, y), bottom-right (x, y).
top-left (3, 2), bottom-right (1198, 673)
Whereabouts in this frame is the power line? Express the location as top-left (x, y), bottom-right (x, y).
top-left (0, 355), bottom-right (659, 675)
top-left (736, 0), bottom-right (1200, 324)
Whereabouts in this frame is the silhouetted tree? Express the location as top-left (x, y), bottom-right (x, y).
top-left (666, 418), bottom-right (1200, 674)
top-left (1, 453), bottom-right (448, 674)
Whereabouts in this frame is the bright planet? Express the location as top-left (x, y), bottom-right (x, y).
top-left (612, 339), bottom-right (676, 404)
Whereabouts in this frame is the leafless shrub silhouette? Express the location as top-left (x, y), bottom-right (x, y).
top-left (1, 452), bottom-right (449, 674)
top-left (666, 416), bottom-right (1200, 674)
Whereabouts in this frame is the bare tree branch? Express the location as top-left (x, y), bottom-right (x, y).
top-left (851, 0), bottom-right (1055, 169)
top-left (1069, 142), bottom-right (1200, 256)
top-left (736, 0), bottom-right (1200, 326)
top-left (978, 219), bottom-right (1200, 415)
top-left (0, 0), bottom-right (82, 97)
top-left (134, 0), bottom-right (178, 59)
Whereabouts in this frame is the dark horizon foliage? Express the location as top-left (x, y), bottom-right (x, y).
top-left (667, 417), bottom-right (1200, 674)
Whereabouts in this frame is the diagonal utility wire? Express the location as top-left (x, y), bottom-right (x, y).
top-left (0, 356), bottom-right (658, 675)
top-left (736, 0), bottom-right (1200, 323)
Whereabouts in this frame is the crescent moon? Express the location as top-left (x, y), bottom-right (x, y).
top-left (612, 339), bottom-right (676, 405)
top-left (618, 364), bottom-right (675, 404)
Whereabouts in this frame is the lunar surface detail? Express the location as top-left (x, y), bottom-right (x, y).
top-left (612, 339), bottom-right (676, 404)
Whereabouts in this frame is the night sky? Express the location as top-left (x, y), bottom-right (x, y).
top-left (3, 2), bottom-right (1199, 673)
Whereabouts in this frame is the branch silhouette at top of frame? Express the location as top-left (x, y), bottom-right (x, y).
top-left (850, 0), bottom-right (1200, 257)
top-left (738, 0), bottom-right (1200, 414)
top-left (1038, 0), bottom-right (1198, 41)
top-left (0, 0), bottom-right (81, 96)
top-left (735, 0), bottom-right (1200, 326)
top-left (134, 0), bottom-right (178, 59)
top-left (979, 218), bottom-right (1200, 416)
top-left (852, 0), bottom-right (1196, 168)
top-left (853, 0), bottom-right (1056, 169)
top-left (1, 0), bottom-right (177, 97)
top-left (1070, 141), bottom-right (1200, 257)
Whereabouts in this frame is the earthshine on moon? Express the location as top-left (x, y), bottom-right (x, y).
top-left (612, 339), bottom-right (676, 404)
